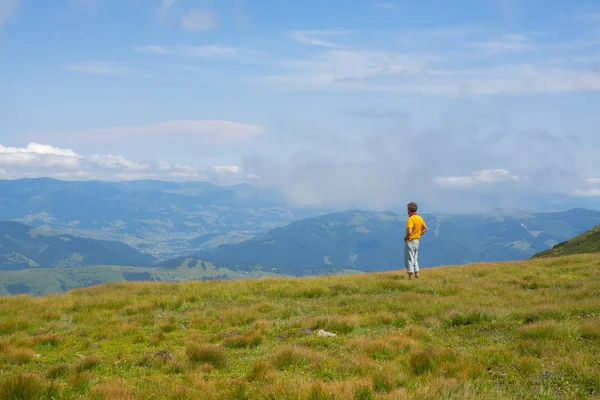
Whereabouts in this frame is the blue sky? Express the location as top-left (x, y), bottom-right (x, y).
top-left (1, 0), bottom-right (600, 212)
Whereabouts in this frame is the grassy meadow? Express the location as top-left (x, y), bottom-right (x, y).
top-left (0, 254), bottom-right (599, 399)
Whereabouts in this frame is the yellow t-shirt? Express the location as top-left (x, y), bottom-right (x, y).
top-left (406, 214), bottom-right (425, 241)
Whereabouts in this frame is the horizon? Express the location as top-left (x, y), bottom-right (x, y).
top-left (1, 176), bottom-right (598, 216)
top-left (2, 0), bottom-right (600, 212)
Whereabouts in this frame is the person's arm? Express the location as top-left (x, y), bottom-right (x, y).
top-left (421, 223), bottom-right (428, 235)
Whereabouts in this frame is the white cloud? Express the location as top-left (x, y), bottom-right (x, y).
top-left (473, 169), bottom-right (520, 183)
top-left (0, 143), bottom-right (82, 169)
top-left (0, 143), bottom-right (82, 168)
top-left (0, 143), bottom-right (81, 158)
top-left (135, 45), bottom-right (240, 60)
top-left (263, 49), bottom-right (600, 95)
top-left (61, 61), bottom-right (142, 77)
top-left (288, 30), bottom-right (353, 48)
top-left (52, 120), bottom-right (265, 144)
top-left (264, 49), bottom-right (434, 88)
top-left (181, 9), bottom-right (216, 32)
top-left (0, 0), bottom-right (18, 30)
top-left (0, 142), bottom-right (253, 183)
top-left (585, 178), bottom-right (600, 184)
top-left (472, 34), bottom-right (535, 53)
top-left (435, 169), bottom-right (520, 187)
top-left (89, 155), bottom-right (149, 171)
top-left (211, 165), bottom-right (240, 174)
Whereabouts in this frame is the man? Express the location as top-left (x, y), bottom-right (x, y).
top-left (404, 201), bottom-right (427, 280)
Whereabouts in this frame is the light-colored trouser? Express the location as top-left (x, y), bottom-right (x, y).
top-left (404, 239), bottom-right (420, 273)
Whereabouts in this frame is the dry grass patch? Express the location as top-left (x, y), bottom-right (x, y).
top-left (247, 357), bottom-right (278, 382)
top-left (88, 380), bottom-right (135, 400)
top-left (306, 315), bottom-right (357, 334)
top-left (271, 346), bottom-right (321, 370)
top-left (222, 330), bottom-right (264, 349)
top-left (0, 373), bottom-right (48, 400)
top-left (33, 333), bottom-right (61, 347)
top-left (45, 363), bottom-right (70, 379)
top-left (0, 345), bottom-right (35, 365)
top-left (75, 354), bottom-right (102, 372)
top-left (579, 320), bottom-right (600, 339)
top-left (401, 325), bottom-right (432, 342)
top-left (519, 321), bottom-right (579, 340)
top-left (186, 343), bottom-right (228, 369)
top-left (357, 311), bottom-right (408, 328)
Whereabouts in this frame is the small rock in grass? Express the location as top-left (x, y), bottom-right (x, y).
top-left (317, 329), bottom-right (337, 337)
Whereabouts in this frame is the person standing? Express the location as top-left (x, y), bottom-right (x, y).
top-left (404, 202), bottom-right (427, 280)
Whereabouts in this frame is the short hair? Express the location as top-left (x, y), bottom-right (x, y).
top-left (407, 202), bottom-right (418, 213)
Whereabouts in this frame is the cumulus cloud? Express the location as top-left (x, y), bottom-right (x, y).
top-left (0, 143), bottom-right (252, 184)
top-left (0, 143), bottom-right (82, 168)
top-left (181, 9), bottom-right (216, 32)
top-left (211, 165), bottom-right (240, 174)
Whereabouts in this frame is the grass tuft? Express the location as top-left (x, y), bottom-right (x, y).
top-left (186, 343), bottom-right (227, 369)
top-left (45, 363), bottom-right (69, 379)
top-left (88, 380), bottom-right (134, 400)
top-left (75, 354), bottom-right (102, 372)
top-left (0, 346), bottom-right (35, 365)
top-left (580, 321), bottom-right (600, 339)
top-left (520, 321), bottom-right (579, 340)
top-left (309, 316), bottom-right (356, 334)
top-left (272, 346), bottom-right (315, 370)
top-left (447, 310), bottom-right (492, 326)
top-left (247, 357), bottom-right (277, 382)
top-left (409, 348), bottom-right (437, 375)
top-left (222, 331), bottom-right (264, 348)
top-left (0, 373), bottom-right (45, 400)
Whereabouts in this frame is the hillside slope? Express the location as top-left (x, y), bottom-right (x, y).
top-left (0, 254), bottom-right (598, 399)
top-left (0, 221), bottom-right (155, 270)
top-left (533, 224), bottom-right (600, 258)
top-left (168, 208), bottom-right (600, 275)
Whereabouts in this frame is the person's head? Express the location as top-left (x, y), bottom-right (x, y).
top-left (407, 202), bottom-right (418, 214)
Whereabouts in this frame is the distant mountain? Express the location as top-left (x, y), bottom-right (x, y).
top-left (0, 178), bottom-right (327, 260)
top-left (532, 224), bottom-right (600, 258)
top-left (0, 221), bottom-right (155, 270)
top-left (165, 208), bottom-right (600, 276)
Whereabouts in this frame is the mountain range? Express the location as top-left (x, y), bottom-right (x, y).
top-left (165, 208), bottom-right (600, 276)
top-left (2, 178), bottom-right (600, 296)
top-left (0, 178), bottom-right (325, 260)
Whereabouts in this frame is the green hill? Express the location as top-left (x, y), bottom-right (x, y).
top-left (533, 224), bottom-right (600, 258)
top-left (0, 221), bottom-right (155, 271)
top-left (168, 208), bottom-right (600, 275)
top-left (0, 254), bottom-right (598, 399)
